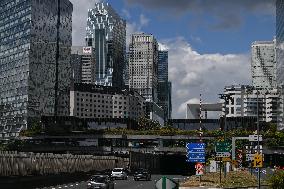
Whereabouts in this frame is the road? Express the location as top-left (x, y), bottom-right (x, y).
top-left (41, 175), bottom-right (188, 189)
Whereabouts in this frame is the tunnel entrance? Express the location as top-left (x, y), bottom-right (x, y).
top-left (130, 152), bottom-right (195, 175)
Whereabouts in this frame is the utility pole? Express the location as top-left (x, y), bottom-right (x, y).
top-left (256, 90), bottom-right (261, 189)
top-left (219, 93), bottom-right (233, 179)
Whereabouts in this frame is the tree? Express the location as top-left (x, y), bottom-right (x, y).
top-left (138, 117), bottom-right (160, 131)
top-left (268, 169), bottom-right (284, 188)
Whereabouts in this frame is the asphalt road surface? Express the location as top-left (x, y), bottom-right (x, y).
top-left (41, 175), bottom-right (188, 189)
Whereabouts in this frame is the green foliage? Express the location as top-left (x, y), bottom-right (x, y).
top-left (20, 120), bottom-right (43, 136)
top-left (268, 170), bottom-right (284, 189)
top-left (138, 117), bottom-right (160, 130)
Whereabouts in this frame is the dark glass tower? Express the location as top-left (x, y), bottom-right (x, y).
top-left (157, 50), bottom-right (172, 120)
top-left (276, 0), bottom-right (284, 86)
top-left (0, 0), bottom-right (73, 137)
top-left (276, 0), bottom-right (284, 129)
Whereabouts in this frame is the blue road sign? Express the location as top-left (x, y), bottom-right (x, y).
top-left (186, 143), bottom-right (206, 163)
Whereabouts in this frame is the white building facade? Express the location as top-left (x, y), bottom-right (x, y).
top-left (70, 84), bottom-right (145, 120)
top-left (222, 85), bottom-right (280, 123)
top-left (128, 33), bottom-right (159, 102)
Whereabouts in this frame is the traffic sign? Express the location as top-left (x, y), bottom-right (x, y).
top-left (249, 135), bottom-right (263, 142)
top-left (253, 153), bottom-right (263, 168)
top-left (215, 141), bottom-right (231, 153)
top-left (155, 176), bottom-right (178, 189)
top-left (195, 163), bottom-right (204, 176)
top-left (216, 152), bottom-right (231, 157)
top-left (215, 157), bottom-right (231, 162)
top-left (186, 143), bottom-right (206, 163)
top-left (246, 154), bottom-right (254, 161)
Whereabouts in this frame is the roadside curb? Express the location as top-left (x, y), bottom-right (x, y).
top-left (179, 187), bottom-right (220, 189)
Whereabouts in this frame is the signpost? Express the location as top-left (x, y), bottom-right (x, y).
top-left (186, 143), bottom-right (206, 163)
top-left (155, 176), bottom-right (179, 189)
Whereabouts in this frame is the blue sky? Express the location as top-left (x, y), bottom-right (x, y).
top-left (108, 0), bottom-right (275, 54)
top-left (70, 0), bottom-right (276, 118)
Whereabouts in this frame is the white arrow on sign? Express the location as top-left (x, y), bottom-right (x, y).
top-left (156, 177), bottom-right (178, 189)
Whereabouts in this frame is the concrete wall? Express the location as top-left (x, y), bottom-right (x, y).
top-left (0, 151), bottom-right (128, 177)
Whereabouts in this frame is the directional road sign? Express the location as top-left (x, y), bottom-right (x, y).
top-left (253, 153), bottom-right (263, 168)
top-left (249, 135), bottom-right (263, 142)
top-left (215, 141), bottom-right (231, 153)
top-left (216, 152), bottom-right (231, 158)
top-left (186, 143), bottom-right (206, 163)
top-left (155, 176), bottom-right (179, 189)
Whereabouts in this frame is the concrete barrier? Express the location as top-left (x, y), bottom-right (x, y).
top-left (0, 151), bottom-right (128, 176)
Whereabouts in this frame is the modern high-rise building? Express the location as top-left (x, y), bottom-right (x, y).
top-left (276, 0), bottom-right (284, 129)
top-left (0, 0), bottom-right (73, 138)
top-left (251, 41), bottom-right (276, 89)
top-left (86, 3), bottom-right (126, 88)
top-left (157, 81), bottom-right (172, 120)
top-left (276, 0), bottom-right (284, 87)
top-left (158, 51), bottom-right (168, 82)
top-left (157, 50), bottom-right (171, 120)
top-left (71, 46), bottom-right (96, 84)
top-left (129, 33), bottom-right (159, 102)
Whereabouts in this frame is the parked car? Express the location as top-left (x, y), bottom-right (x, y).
top-left (87, 175), bottom-right (114, 189)
top-left (133, 168), bottom-right (151, 181)
top-left (111, 168), bottom-right (127, 180)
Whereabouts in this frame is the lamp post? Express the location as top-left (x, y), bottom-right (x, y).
top-left (247, 86), bottom-right (261, 189)
top-left (218, 93), bottom-right (233, 179)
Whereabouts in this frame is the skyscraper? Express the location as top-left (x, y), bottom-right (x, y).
top-left (158, 51), bottom-right (168, 82)
top-left (71, 46), bottom-right (96, 84)
top-left (251, 40), bottom-right (276, 89)
top-left (86, 3), bottom-right (126, 88)
top-left (0, 0), bottom-right (73, 137)
top-left (276, 0), bottom-right (284, 129)
top-left (157, 50), bottom-right (172, 120)
top-left (128, 33), bottom-right (159, 102)
top-left (276, 0), bottom-right (284, 87)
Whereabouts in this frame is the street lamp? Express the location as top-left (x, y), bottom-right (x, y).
top-left (246, 86), bottom-right (264, 189)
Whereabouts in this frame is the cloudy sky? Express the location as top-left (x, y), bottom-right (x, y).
top-left (69, 0), bottom-right (276, 118)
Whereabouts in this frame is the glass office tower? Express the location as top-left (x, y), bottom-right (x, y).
top-left (0, 0), bottom-right (73, 137)
top-left (277, 0), bottom-right (284, 86)
top-left (86, 3), bottom-right (126, 88)
top-left (157, 51), bottom-right (171, 120)
top-left (158, 51), bottom-right (168, 82)
top-left (277, 0), bottom-right (284, 129)
top-left (276, 0), bottom-right (284, 129)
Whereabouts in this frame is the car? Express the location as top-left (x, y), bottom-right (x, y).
top-left (87, 175), bottom-right (114, 189)
top-left (111, 168), bottom-right (127, 180)
top-left (133, 168), bottom-right (151, 181)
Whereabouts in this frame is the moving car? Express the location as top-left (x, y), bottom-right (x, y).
top-left (111, 168), bottom-right (127, 180)
top-left (133, 168), bottom-right (151, 181)
top-left (87, 175), bottom-right (114, 189)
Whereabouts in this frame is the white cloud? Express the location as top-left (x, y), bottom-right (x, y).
top-left (139, 14), bottom-right (149, 27)
top-left (126, 14), bottom-right (150, 48)
top-left (163, 37), bottom-right (251, 118)
top-left (70, 0), bottom-right (102, 46)
top-left (122, 9), bottom-right (131, 19)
